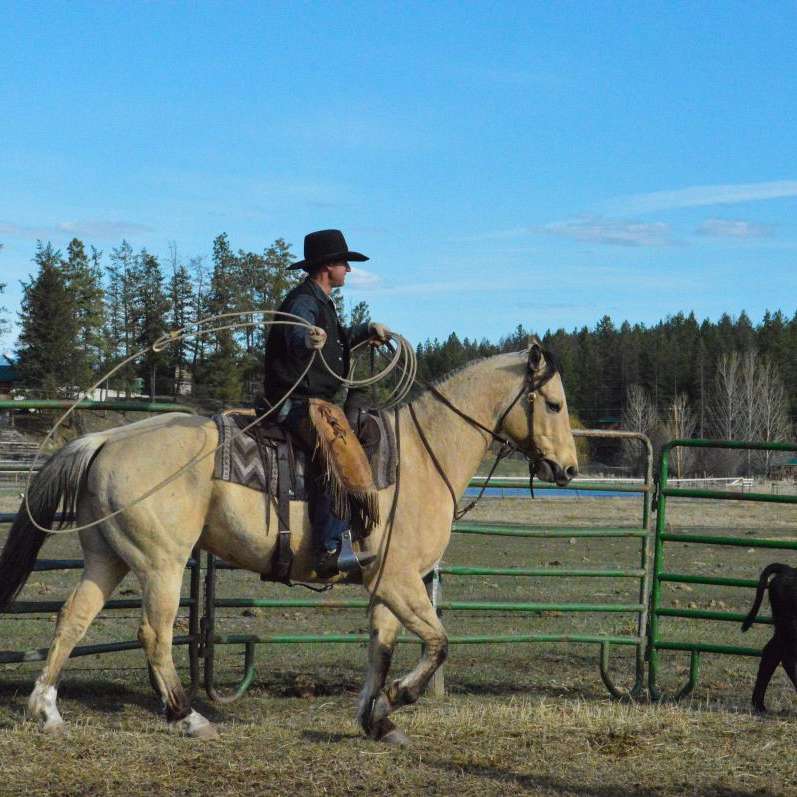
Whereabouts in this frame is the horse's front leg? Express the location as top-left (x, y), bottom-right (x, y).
top-left (357, 599), bottom-right (402, 742)
top-left (365, 574), bottom-right (448, 744)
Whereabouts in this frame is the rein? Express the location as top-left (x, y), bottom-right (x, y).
top-left (408, 361), bottom-right (558, 520)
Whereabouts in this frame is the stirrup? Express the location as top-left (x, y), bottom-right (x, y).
top-left (337, 529), bottom-right (376, 573)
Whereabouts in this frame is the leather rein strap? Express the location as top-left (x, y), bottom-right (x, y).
top-left (409, 363), bottom-right (558, 520)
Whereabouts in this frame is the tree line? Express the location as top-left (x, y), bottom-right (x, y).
top-left (414, 313), bottom-right (795, 474)
top-left (10, 235), bottom-right (343, 403)
top-left (5, 236), bottom-right (795, 472)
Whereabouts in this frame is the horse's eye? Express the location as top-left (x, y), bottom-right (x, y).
top-left (545, 400), bottom-right (562, 413)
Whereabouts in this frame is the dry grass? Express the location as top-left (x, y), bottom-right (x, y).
top-left (1, 491), bottom-right (797, 795)
top-left (1, 692), bottom-right (795, 796)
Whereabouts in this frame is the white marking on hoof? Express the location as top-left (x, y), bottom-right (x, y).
top-left (28, 679), bottom-right (65, 732)
top-left (381, 727), bottom-right (410, 746)
top-left (370, 693), bottom-right (391, 725)
top-left (42, 718), bottom-right (66, 734)
top-left (170, 709), bottom-right (218, 740)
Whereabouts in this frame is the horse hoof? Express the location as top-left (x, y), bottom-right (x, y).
top-left (370, 693), bottom-right (391, 725)
top-left (171, 709), bottom-right (218, 740)
top-left (191, 722), bottom-right (219, 741)
top-left (370, 717), bottom-right (409, 746)
top-left (381, 728), bottom-right (410, 746)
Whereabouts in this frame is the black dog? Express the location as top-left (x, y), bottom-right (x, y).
top-left (741, 563), bottom-right (797, 713)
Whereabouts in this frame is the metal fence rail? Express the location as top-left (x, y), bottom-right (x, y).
top-left (647, 438), bottom-right (797, 701)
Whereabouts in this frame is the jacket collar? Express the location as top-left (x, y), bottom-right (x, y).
top-left (304, 277), bottom-right (335, 305)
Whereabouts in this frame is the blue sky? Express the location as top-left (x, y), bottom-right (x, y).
top-left (1, 1), bottom-right (796, 353)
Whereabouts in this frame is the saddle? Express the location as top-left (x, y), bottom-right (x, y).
top-left (211, 398), bottom-right (396, 582)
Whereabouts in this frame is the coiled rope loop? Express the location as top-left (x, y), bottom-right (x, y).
top-left (24, 310), bottom-right (416, 534)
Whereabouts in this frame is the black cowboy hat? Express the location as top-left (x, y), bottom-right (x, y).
top-left (289, 229), bottom-right (369, 271)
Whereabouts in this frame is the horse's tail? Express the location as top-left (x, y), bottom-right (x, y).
top-left (741, 563), bottom-right (792, 632)
top-left (0, 435), bottom-right (106, 612)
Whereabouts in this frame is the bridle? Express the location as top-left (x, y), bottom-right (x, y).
top-left (407, 348), bottom-right (561, 520)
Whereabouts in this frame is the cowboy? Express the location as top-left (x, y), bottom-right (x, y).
top-left (263, 229), bottom-right (390, 577)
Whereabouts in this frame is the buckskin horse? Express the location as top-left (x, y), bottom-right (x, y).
top-left (0, 340), bottom-right (578, 743)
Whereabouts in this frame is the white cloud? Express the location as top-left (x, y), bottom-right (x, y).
top-left (55, 220), bottom-right (153, 237)
top-left (347, 267), bottom-right (382, 290)
top-left (353, 278), bottom-right (514, 297)
top-left (0, 222), bottom-right (37, 237)
top-left (457, 218), bottom-right (673, 247)
top-left (453, 226), bottom-right (532, 243)
top-left (608, 180), bottom-right (797, 214)
top-left (543, 217), bottom-right (672, 247)
top-left (695, 218), bottom-right (774, 239)
top-left (0, 219), bottom-right (152, 240)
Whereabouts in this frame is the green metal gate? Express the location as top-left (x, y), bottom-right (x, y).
top-left (647, 438), bottom-right (797, 700)
top-left (202, 428), bottom-right (654, 701)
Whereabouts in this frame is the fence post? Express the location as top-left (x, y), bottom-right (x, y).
top-left (426, 563), bottom-right (445, 697)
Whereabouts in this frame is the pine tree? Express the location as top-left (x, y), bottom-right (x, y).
top-left (105, 240), bottom-right (140, 396)
top-left (167, 244), bottom-right (194, 397)
top-left (133, 250), bottom-right (171, 398)
top-left (349, 300), bottom-right (371, 328)
top-left (16, 242), bottom-right (82, 396)
top-left (188, 255), bottom-right (210, 378)
top-left (62, 238), bottom-right (105, 387)
top-left (0, 243), bottom-right (9, 342)
top-left (194, 234), bottom-right (243, 402)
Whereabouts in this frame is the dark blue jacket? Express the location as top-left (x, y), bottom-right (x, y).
top-left (263, 278), bottom-right (367, 405)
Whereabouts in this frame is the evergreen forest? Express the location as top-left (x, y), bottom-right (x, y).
top-left (2, 235), bottom-right (795, 474)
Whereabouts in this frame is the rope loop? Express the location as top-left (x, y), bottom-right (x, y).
top-left (23, 310), bottom-right (417, 535)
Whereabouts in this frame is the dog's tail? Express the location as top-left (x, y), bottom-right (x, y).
top-left (741, 563), bottom-right (792, 632)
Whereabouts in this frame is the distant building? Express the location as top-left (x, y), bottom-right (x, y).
top-left (174, 367), bottom-right (193, 396)
top-left (770, 457), bottom-right (797, 481)
top-left (0, 354), bottom-right (18, 397)
top-left (594, 416), bottom-right (622, 430)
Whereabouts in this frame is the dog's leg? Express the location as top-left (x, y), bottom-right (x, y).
top-left (752, 637), bottom-right (781, 714)
top-left (780, 646), bottom-right (797, 695)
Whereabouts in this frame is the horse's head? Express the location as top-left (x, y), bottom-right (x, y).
top-left (499, 339), bottom-right (579, 487)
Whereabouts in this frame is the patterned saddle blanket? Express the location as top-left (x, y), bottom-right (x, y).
top-left (211, 407), bottom-right (397, 499)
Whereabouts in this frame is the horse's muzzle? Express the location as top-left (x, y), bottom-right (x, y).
top-left (535, 459), bottom-right (577, 487)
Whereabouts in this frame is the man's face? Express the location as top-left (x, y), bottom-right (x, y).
top-left (326, 260), bottom-right (351, 288)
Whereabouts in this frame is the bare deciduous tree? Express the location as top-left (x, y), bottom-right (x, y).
top-left (707, 351), bottom-right (743, 474)
top-left (755, 359), bottom-right (793, 474)
top-left (621, 384), bottom-right (660, 469)
top-left (664, 393), bottom-right (697, 477)
top-left (709, 351), bottom-right (741, 440)
top-left (708, 349), bottom-right (793, 476)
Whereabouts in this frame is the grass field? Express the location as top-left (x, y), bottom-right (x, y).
top-left (1, 490), bottom-right (797, 796)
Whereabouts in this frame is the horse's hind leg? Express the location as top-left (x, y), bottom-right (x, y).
top-left (136, 566), bottom-right (217, 740)
top-left (28, 540), bottom-right (129, 732)
top-left (357, 599), bottom-right (402, 741)
top-left (366, 574), bottom-right (448, 744)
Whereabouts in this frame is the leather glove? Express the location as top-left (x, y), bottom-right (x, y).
top-left (369, 322), bottom-right (392, 344)
top-left (305, 326), bottom-right (327, 350)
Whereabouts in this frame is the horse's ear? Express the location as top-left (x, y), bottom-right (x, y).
top-left (528, 340), bottom-right (544, 372)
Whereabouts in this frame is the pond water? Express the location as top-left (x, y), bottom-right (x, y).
top-left (464, 486), bottom-right (638, 499)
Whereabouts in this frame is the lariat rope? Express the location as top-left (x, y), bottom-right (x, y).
top-left (24, 310), bottom-right (417, 534)
top-left (24, 310), bottom-right (551, 536)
